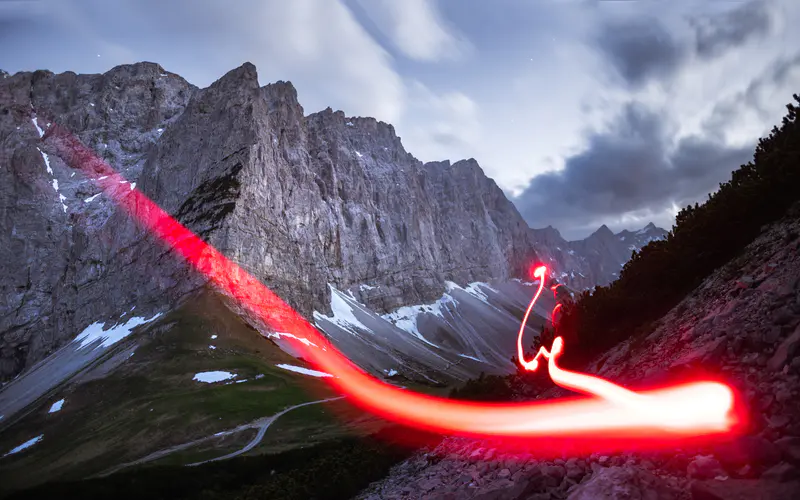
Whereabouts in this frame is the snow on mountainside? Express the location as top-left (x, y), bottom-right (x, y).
top-left (312, 278), bottom-right (556, 385)
top-left (530, 221), bottom-right (668, 291)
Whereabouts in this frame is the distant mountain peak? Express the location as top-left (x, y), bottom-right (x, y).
top-left (528, 221), bottom-right (668, 291)
top-left (590, 224), bottom-right (615, 239)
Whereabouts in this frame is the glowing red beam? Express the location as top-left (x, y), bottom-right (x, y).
top-left (46, 124), bottom-right (737, 441)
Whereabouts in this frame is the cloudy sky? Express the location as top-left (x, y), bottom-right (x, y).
top-left (2, 0), bottom-right (799, 239)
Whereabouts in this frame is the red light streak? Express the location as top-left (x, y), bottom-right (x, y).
top-left (46, 124), bottom-right (738, 442)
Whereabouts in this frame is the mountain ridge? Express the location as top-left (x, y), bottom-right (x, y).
top-left (0, 61), bottom-right (537, 382)
top-left (529, 220), bottom-right (668, 290)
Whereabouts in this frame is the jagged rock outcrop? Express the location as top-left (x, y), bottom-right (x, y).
top-left (530, 221), bottom-right (668, 290)
top-left (0, 62), bottom-right (536, 382)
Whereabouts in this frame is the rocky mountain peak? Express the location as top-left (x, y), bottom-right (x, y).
top-left (105, 61), bottom-right (169, 79)
top-left (263, 80), bottom-right (300, 103)
top-left (424, 160), bottom-right (451, 169)
top-left (587, 224), bottom-right (616, 242)
top-left (207, 61), bottom-right (260, 94)
top-left (529, 221), bottom-right (668, 291)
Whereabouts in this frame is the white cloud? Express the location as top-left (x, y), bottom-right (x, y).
top-left (252, 0), bottom-right (406, 121)
top-left (355, 0), bottom-right (468, 61)
top-left (399, 81), bottom-right (481, 163)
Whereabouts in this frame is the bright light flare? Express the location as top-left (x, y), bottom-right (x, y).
top-left (45, 124), bottom-right (738, 445)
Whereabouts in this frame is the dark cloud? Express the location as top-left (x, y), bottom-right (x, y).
top-left (595, 2), bottom-right (775, 88)
top-left (430, 131), bottom-right (466, 148)
top-left (692, 1), bottom-right (773, 59)
top-left (595, 19), bottom-right (685, 88)
top-left (513, 102), bottom-right (753, 238)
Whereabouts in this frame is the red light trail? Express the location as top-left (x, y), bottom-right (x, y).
top-left (45, 123), bottom-right (738, 444)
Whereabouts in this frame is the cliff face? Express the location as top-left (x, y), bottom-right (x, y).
top-left (0, 62), bottom-right (196, 380)
top-left (0, 62), bottom-right (537, 381)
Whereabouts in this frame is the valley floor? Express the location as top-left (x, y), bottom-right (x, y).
top-left (96, 395), bottom-right (345, 477)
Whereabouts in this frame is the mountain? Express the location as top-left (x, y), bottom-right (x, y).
top-left (0, 62), bottom-right (537, 385)
top-left (529, 221), bottom-right (668, 291)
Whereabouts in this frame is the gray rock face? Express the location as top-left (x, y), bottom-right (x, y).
top-left (0, 61), bottom-right (537, 382)
top-left (530, 221), bottom-right (668, 290)
top-left (1, 62), bottom-right (194, 381)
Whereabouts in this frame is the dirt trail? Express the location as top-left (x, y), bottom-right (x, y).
top-left (96, 396), bottom-right (344, 477)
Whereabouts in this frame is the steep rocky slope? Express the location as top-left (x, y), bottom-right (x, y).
top-left (357, 207), bottom-right (800, 499)
top-left (530, 222), bottom-right (668, 291)
top-left (0, 62), bottom-right (536, 383)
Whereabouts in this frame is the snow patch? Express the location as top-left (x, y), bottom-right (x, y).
top-left (382, 293), bottom-right (457, 348)
top-left (359, 283), bottom-right (377, 292)
top-left (313, 286), bottom-right (374, 336)
top-left (37, 148), bottom-right (53, 175)
top-left (384, 369), bottom-right (398, 377)
top-left (267, 332), bottom-right (318, 348)
top-left (73, 313), bottom-right (163, 351)
top-left (463, 282), bottom-right (498, 304)
top-left (192, 371), bottom-right (236, 384)
top-left (276, 364), bottom-right (333, 378)
top-left (346, 121), bottom-right (354, 127)
top-left (89, 103), bottom-right (95, 107)
top-left (210, 334), bottom-right (218, 340)
top-left (208, 345), bottom-right (216, 350)
top-left (84, 193), bottom-right (101, 203)
top-left (31, 117), bottom-right (44, 138)
top-left (3, 435), bottom-right (43, 457)
top-left (355, 151), bottom-right (363, 158)
top-left (48, 399), bottom-right (65, 414)
top-left (459, 354), bottom-right (484, 362)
